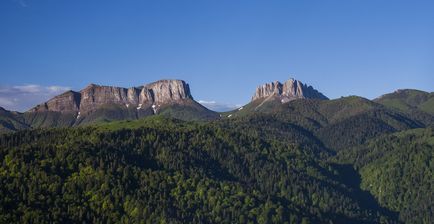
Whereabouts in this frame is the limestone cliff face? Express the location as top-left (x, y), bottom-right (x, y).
top-left (252, 78), bottom-right (328, 102)
top-left (79, 84), bottom-right (130, 112)
top-left (143, 80), bottom-right (192, 104)
top-left (29, 90), bottom-right (81, 113)
top-left (29, 80), bottom-right (193, 114)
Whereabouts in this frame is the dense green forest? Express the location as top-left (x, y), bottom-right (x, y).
top-left (337, 128), bottom-right (434, 223)
top-left (0, 92), bottom-right (433, 223)
top-left (1, 116), bottom-right (400, 224)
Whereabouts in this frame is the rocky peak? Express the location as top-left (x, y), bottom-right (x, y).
top-left (252, 78), bottom-right (328, 102)
top-left (144, 80), bottom-right (192, 103)
top-left (29, 90), bottom-right (81, 113)
top-left (29, 80), bottom-right (194, 114)
top-left (79, 84), bottom-right (132, 112)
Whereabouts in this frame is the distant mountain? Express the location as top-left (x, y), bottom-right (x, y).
top-left (252, 78), bottom-right (328, 102)
top-left (375, 89), bottom-right (434, 114)
top-left (375, 89), bottom-right (434, 125)
top-left (30, 80), bottom-right (194, 114)
top-left (230, 78), bottom-right (328, 114)
top-left (0, 79), bottom-right (433, 135)
top-left (0, 80), bottom-right (219, 132)
top-left (0, 107), bottom-right (29, 133)
top-left (227, 95), bottom-right (423, 151)
top-left (0, 78), bottom-right (433, 223)
top-left (221, 79), bottom-right (429, 152)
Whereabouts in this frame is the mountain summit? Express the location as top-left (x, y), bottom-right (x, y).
top-left (252, 78), bottom-right (328, 103)
top-left (24, 79), bottom-right (218, 127)
top-left (30, 80), bottom-right (193, 114)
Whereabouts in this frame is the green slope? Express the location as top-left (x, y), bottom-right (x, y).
top-left (374, 89), bottom-right (433, 113)
top-left (375, 89), bottom-right (434, 125)
top-left (337, 128), bottom-right (434, 224)
top-left (0, 108), bottom-right (29, 133)
top-left (0, 100), bottom-right (219, 134)
top-left (227, 96), bottom-right (423, 151)
top-left (0, 117), bottom-right (398, 223)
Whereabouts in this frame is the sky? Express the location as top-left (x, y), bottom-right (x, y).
top-left (0, 0), bottom-right (433, 112)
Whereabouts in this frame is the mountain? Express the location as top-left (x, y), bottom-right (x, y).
top-left (375, 89), bottom-right (434, 114)
top-left (252, 78), bottom-right (328, 103)
top-left (228, 95), bottom-right (423, 152)
top-left (374, 89), bottom-right (434, 126)
top-left (0, 78), bottom-right (433, 223)
top-left (30, 80), bottom-right (194, 114)
top-left (224, 78), bottom-right (328, 116)
top-left (0, 80), bottom-right (218, 132)
top-left (0, 107), bottom-right (29, 133)
top-left (224, 79), bottom-right (426, 151)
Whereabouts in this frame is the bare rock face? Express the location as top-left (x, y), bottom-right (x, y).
top-left (144, 80), bottom-right (192, 103)
top-left (29, 80), bottom-right (194, 114)
top-left (127, 87), bottom-right (140, 105)
top-left (252, 78), bottom-right (328, 102)
top-left (30, 90), bottom-right (81, 112)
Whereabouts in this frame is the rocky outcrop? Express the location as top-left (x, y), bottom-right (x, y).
top-left (29, 90), bottom-right (81, 112)
top-left (29, 80), bottom-right (194, 114)
top-left (252, 78), bottom-right (328, 102)
top-left (144, 80), bottom-right (192, 103)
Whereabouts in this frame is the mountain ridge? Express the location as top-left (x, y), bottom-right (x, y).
top-left (29, 79), bottom-right (194, 115)
top-left (0, 79), bottom-right (433, 223)
top-left (0, 79), bottom-right (432, 133)
top-left (252, 78), bottom-right (328, 102)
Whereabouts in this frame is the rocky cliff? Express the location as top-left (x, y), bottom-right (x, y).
top-left (30, 80), bottom-right (194, 114)
top-left (29, 90), bottom-right (81, 112)
top-left (252, 78), bottom-right (328, 102)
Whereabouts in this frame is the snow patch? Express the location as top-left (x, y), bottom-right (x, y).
top-left (238, 107), bottom-right (243, 111)
top-left (152, 104), bottom-right (157, 114)
top-left (228, 114), bottom-right (232, 118)
top-left (126, 104), bottom-right (130, 108)
top-left (137, 103), bottom-right (142, 110)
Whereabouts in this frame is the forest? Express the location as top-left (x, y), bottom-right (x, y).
top-left (0, 95), bottom-right (433, 224)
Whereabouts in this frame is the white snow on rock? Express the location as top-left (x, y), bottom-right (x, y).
top-left (137, 104), bottom-right (142, 110)
top-left (152, 104), bottom-right (157, 114)
top-left (228, 114), bottom-right (232, 118)
top-left (238, 107), bottom-right (243, 111)
top-left (126, 104), bottom-right (130, 108)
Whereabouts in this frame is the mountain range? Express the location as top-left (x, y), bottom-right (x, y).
top-left (0, 78), bottom-right (433, 223)
top-left (0, 78), bottom-right (335, 132)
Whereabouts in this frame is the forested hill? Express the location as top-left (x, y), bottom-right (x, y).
top-left (1, 116), bottom-right (399, 224)
top-left (0, 88), bottom-right (433, 223)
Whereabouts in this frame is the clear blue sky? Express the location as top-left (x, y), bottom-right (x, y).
top-left (1, 0), bottom-right (433, 111)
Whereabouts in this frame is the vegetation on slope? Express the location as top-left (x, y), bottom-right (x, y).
top-left (0, 117), bottom-right (397, 223)
top-left (337, 128), bottom-right (434, 223)
top-left (375, 89), bottom-right (434, 125)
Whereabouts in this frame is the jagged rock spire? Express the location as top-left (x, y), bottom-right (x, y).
top-left (252, 78), bottom-right (328, 102)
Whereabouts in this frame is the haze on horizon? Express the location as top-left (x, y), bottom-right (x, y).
top-left (0, 0), bottom-right (433, 112)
